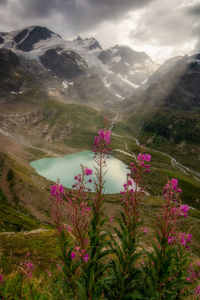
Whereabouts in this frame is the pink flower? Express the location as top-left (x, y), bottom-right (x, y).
top-left (83, 253), bottom-right (89, 263)
top-left (180, 205), bottom-right (189, 217)
top-left (110, 216), bottom-right (113, 222)
top-left (137, 153), bottom-right (151, 162)
top-left (120, 191), bottom-right (126, 195)
top-left (168, 235), bottom-right (175, 244)
top-left (92, 129), bottom-right (111, 153)
top-left (127, 179), bottom-right (133, 186)
top-left (27, 262), bottom-right (34, 270)
top-left (71, 252), bottom-right (76, 259)
top-left (0, 275), bottom-right (4, 285)
top-left (144, 227), bottom-right (148, 234)
top-left (84, 168), bottom-right (93, 176)
top-left (180, 233), bottom-right (192, 246)
top-left (66, 226), bottom-right (72, 232)
top-left (195, 285), bottom-right (200, 295)
top-left (51, 184), bottom-right (65, 196)
top-left (171, 178), bottom-right (178, 187)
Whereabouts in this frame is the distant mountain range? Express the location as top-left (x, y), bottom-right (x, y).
top-left (0, 25), bottom-right (158, 105)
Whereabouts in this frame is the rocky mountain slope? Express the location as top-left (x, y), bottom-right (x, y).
top-left (0, 26), bottom-right (158, 101)
top-left (121, 53), bottom-right (200, 171)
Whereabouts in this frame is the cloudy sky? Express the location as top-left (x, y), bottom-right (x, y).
top-left (0, 0), bottom-right (199, 63)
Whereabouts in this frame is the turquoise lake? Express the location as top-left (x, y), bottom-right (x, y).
top-left (31, 150), bottom-right (128, 194)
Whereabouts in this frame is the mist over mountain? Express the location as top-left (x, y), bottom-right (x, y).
top-left (0, 25), bottom-right (158, 103)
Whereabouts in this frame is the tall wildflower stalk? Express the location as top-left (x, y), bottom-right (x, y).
top-left (49, 132), bottom-right (193, 299)
top-left (50, 169), bottom-right (92, 296)
top-left (105, 153), bottom-right (151, 299)
top-left (139, 178), bottom-right (191, 299)
top-left (77, 129), bottom-right (112, 299)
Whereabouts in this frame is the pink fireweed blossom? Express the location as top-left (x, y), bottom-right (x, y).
top-left (51, 184), bottom-right (65, 197)
top-left (0, 275), bottom-right (4, 285)
top-left (98, 129), bottom-right (111, 144)
top-left (168, 235), bottom-right (176, 244)
top-left (163, 178), bottom-right (182, 202)
top-left (137, 153), bottom-right (151, 162)
top-left (157, 178), bottom-right (192, 252)
top-left (84, 168), bottom-right (93, 176)
top-left (195, 285), bottom-right (200, 295)
top-left (71, 252), bottom-right (76, 260)
top-left (110, 216), bottom-right (113, 222)
top-left (144, 227), bottom-right (148, 234)
top-left (83, 253), bottom-right (89, 263)
top-left (180, 233), bottom-right (192, 247)
top-left (180, 205), bottom-right (189, 217)
top-left (92, 129), bottom-right (111, 154)
top-left (50, 184), bottom-right (65, 204)
top-left (20, 260), bottom-right (35, 279)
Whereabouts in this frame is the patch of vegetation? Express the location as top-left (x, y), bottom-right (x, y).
top-left (0, 187), bottom-right (7, 203)
top-left (0, 203), bottom-right (42, 232)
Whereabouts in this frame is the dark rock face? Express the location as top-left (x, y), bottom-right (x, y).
top-left (0, 49), bottom-right (19, 75)
top-left (17, 26), bottom-right (55, 51)
top-left (126, 52), bottom-right (200, 146)
top-left (0, 35), bottom-right (4, 44)
top-left (0, 49), bottom-right (22, 95)
top-left (89, 40), bottom-right (102, 50)
top-left (14, 29), bottom-right (29, 44)
top-left (40, 49), bottom-right (86, 79)
top-left (98, 46), bottom-right (148, 66)
top-left (98, 51), bottom-right (111, 64)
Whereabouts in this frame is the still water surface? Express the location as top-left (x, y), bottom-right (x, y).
top-left (31, 150), bottom-right (128, 194)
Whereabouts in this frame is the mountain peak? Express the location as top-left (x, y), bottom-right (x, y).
top-left (76, 35), bottom-right (83, 41)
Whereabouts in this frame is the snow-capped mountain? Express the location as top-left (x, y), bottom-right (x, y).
top-left (0, 26), bottom-right (159, 100)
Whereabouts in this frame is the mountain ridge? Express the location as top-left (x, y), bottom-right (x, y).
top-left (0, 25), bottom-right (158, 99)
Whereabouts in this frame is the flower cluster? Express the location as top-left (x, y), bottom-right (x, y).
top-left (71, 246), bottom-right (89, 263)
top-left (92, 129), bottom-right (111, 154)
top-left (163, 178), bottom-right (182, 200)
top-left (157, 178), bottom-right (192, 251)
top-left (84, 167), bottom-right (93, 176)
top-left (186, 261), bottom-right (200, 295)
top-left (170, 204), bottom-right (189, 219)
top-left (137, 153), bottom-right (151, 172)
top-left (168, 232), bottom-right (192, 248)
top-left (120, 177), bottom-right (134, 195)
top-left (0, 275), bottom-right (4, 285)
top-left (19, 260), bottom-right (35, 279)
top-left (50, 184), bottom-right (65, 203)
top-left (129, 152), bottom-right (151, 179)
top-left (72, 167), bottom-right (93, 195)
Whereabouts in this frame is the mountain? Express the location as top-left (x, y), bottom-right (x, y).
top-left (121, 53), bottom-right (200, 171)
top-left (0, 26), bottom-right (158, 100)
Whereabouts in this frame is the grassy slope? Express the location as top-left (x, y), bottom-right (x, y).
top-left (0, 93), bottom-right (199, 277)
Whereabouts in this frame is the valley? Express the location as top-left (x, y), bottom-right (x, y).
top-left (0, 25), bottom-right (200, 297)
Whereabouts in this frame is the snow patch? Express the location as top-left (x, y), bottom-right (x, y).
top-left (62, 81), bottom-right (74, 88)
top-left (112, 56), bottom-right (121, 63)
top-left (10, 91), bottom-right (24, 95)
top-left (115, 93), bottom-right (124, 99)
top-left (110, 48), bottom-right (118, 54)
top-left (117, 74), bottom-right (139, 88)
top-left (102, 77), bottom-right (111, 88)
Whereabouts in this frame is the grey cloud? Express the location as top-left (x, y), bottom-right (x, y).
top-left (129, 1), bottom-right (200, 47)
top-left (187, 3), bottom-right (200, 16)
top-left (7, 0), bottom-right (156, 32)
